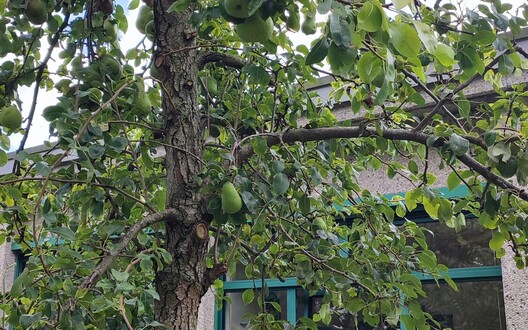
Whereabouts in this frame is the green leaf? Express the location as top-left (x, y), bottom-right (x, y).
top-left (357, 1), bottom-right (383, 32)
top-left (252, 137), bottom-right (268, 155)
top-left (417, 250), bottom-right (437, 269)
top-left (517, 153), bottom-right (528, 185)
top-left (272, 173), bottom-right (290, 194)
top-left (167, 0), bottom-right (192, 13)
top-left (88, 144), bottom-right (105, 159)
top-left (446, 172), bottom-right (461, 191)
top-left (488, 142), bottom-right (511, 162)
top-left (242, 288), bottom-right (254, 304)
top-left (329, 12), bottom-right (351, 47)
top-left (449, 133), bottom-right (469, 156)
top-left (111, 269), bottom-right (130, 282)
top-left (473, 30), bottom-right (496, 45)
top-left (116, 282), bottom-right (135, 292)
top-left (443, 275), bottom-right (459, 291)
top-left (457, 47), bottom-right (485, 78)
top-left (423, 198), bottom-right (439, 219)
top-left (299, 194), bottom-right (311, 214)
top-left (240, 191), bottom-right (258, 214)
top-left (413, 21), bottom-right (437, 54)
top-left (327, 42), bottom-right (357, 74)
top-left (498, 54), bottom-right (515, 75)
top-left (305, 38), bottom-right (330, 65)
top-left (145, 288), bottom-right (160, 300)
top-left (10, 268), bottom-right (30, 297)
top-left (393, 0), bottom-right (411, 10)
top-left (246, 65), bottom-right (271, 85)
top-left (405, 189), bottom-right (420, 211)
top-left (497, 157), bottom-right (518, 178)
top-left (389, 22), bottom-right (421, 58)
top-left (0, 149), bottom-right (7, 166)
top-left (108, 137), bottom-right (129, 152)
top-left (400, 315), bottom-right (415, 330)
top-left (434, 43), bottom-right (456, 66)
top-left (317, 0), bottom-right (332, 15)
top-left (489, 231), bottom-right (505, 251)
top-left (357, 52), bottom-right (383, 83)
top-left (128, 0), bottom-right (140, 10)
top-left (49, 226), bottom-right (76, 241)
top-left (437, 199), bottom-right (453, 223)
top-left (479, 211), bottom-right (499, 229)
top-left (248, 0), bottom-right (265, 16)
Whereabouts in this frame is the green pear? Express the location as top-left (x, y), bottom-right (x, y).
top-left (235, 13), bottom-right (273, 43)
top-left (205, 77), bottom-right (217, 95)
top-left (25, 0), bottom-right (48, 25)
top-left (223, 0), bottom-right (251, 19)
top-left (145, 20), bottom-right (155, 41)
top-left (134, 93), bottom-right (152, 115)
top-left (97, 55), bottom-right (122, 80)
top-left (221, 182), bottom-right (242, 214)
top-left (301, 14), bottom-right (316, 35)
top-left (219, 0), bottom-right (246, 24)
top-left (103, 19), bottom-right (118, 42)
top-left (136, 5), bottom-right (154, 34)
top-left (0, 105), bottom-right (22, 130)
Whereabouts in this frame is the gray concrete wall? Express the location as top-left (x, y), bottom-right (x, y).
top-left (502, 248), bottom-right (528, 330)
top-left (0, 241), bottom-right (16, 294)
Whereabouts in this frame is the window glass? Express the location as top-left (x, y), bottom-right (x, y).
top-left (228, 262), bottom-right (254, 281)
top-left (421, 280), bottom-right (506, 329)
top-left (224, 290), bottom-right (287, 329)
top-left (304, 296), bottom-right (397, 330)
top-left (421, 219), bottom-right (497, 268)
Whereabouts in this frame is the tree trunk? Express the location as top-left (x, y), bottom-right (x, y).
top-left (153, 2), bottom-right (209, 328)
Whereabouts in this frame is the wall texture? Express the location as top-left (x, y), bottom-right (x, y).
top-left (0, 242), bottom-right (16, 294)
top-left (502, 248), bottom-right (528, 330)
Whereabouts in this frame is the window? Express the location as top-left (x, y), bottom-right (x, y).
top-left (216, 206), bottom-right (505, 330)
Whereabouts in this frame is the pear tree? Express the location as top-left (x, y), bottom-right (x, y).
top-left (0, 0), bottom-right (528, 329)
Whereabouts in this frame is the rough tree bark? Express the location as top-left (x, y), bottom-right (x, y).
top-left (153, 2), bottom-right (210, 328)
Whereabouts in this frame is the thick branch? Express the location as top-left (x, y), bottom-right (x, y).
top-left (237, 127), bottom-right (528, 201)
top-left (80, 208), bottom-right (178, 289)
top-left (198, 51), bottom-right (246, 70)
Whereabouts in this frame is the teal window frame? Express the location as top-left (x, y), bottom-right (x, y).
top-left (215, 185), bottom-right (503, 330)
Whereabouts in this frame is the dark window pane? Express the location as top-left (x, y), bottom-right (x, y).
top-left (421, 219), bottom-right (497, 268)
top-left (421, 280), bottom-right (506, 330)
top-left (225, 290), bottom-right (287, 329)
top-left (307, 296), bottom-right (396, 330)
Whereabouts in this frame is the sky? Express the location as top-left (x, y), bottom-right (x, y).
top-left (5, 0), bottom-right (527, 151)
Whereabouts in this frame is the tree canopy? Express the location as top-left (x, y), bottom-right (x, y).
top-left (0, 0), bottom-right (527, 328)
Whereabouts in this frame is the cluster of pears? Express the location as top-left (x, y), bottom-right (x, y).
top-left (136, 5), bottom-right (155, 40)
top-left (0, 105), bottom-right (22, 130)
top-left (25, 0), bottom-right (48, 25)
top-left (220, 0), bottom-right (274, 42)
